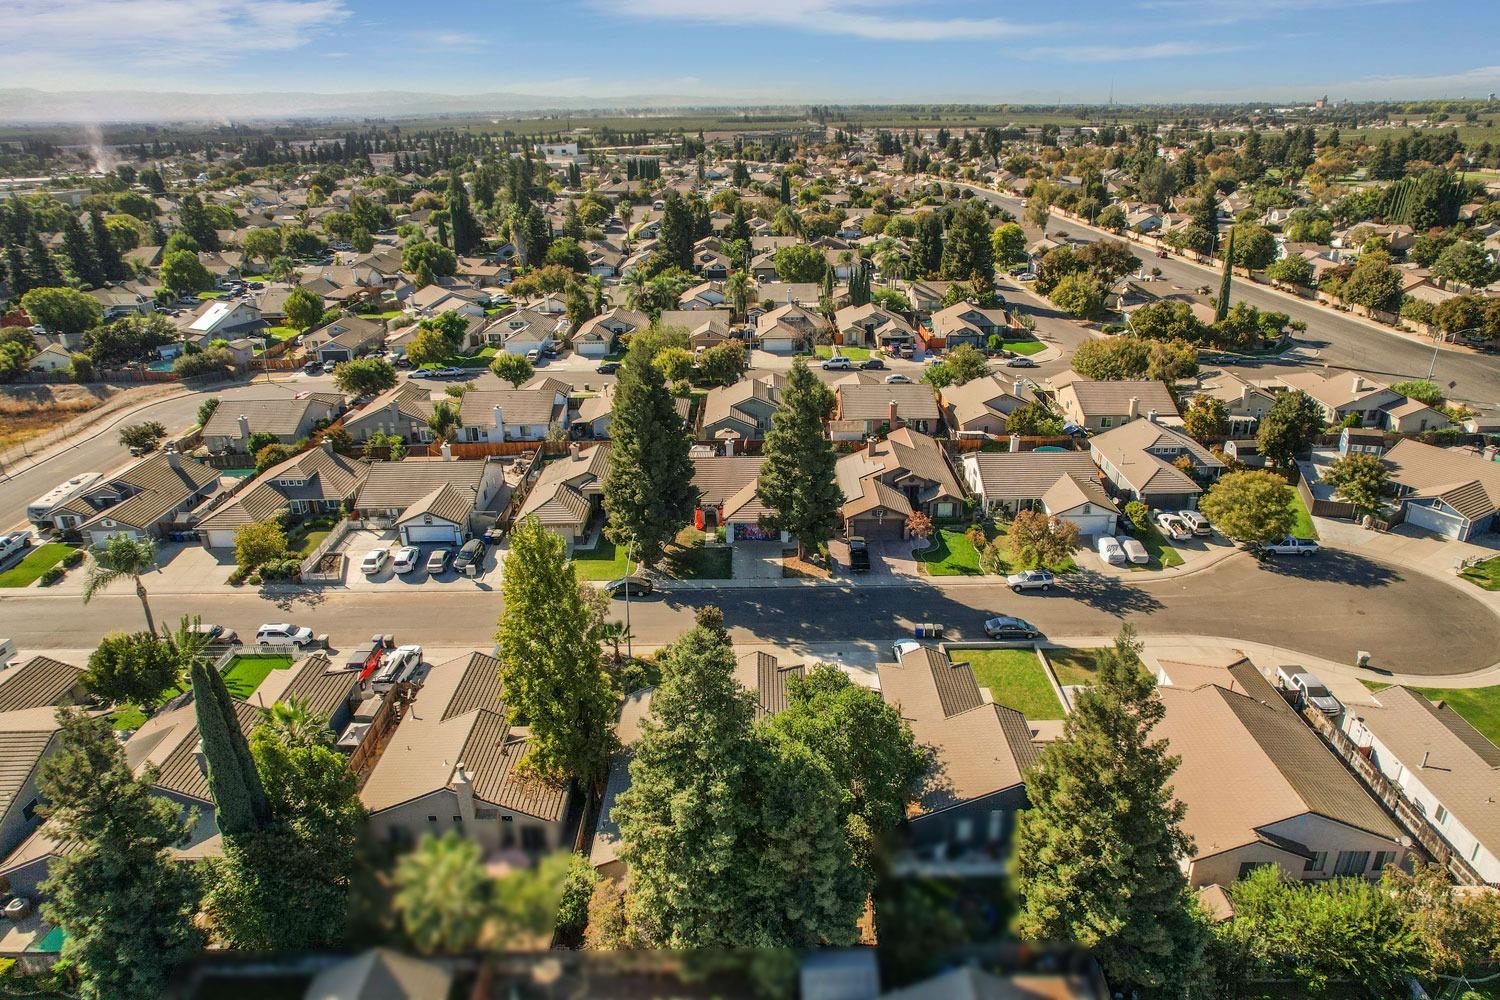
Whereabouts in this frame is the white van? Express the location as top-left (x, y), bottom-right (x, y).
top-left (1096, 536), bottom-right (1125, 565)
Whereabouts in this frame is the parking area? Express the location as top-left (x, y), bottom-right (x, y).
top-left (337, 529), bottom-right (503, 590)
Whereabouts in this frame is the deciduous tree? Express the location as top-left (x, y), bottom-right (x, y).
top-left (1321, 452), bottom-right (1390, 514)
top-left (1199, 470), bottom-right (1296, 544)
top-left (1006, 509), bottom-right (1079, 570)
top-left (1257, 389), bottom-right (1324, 468)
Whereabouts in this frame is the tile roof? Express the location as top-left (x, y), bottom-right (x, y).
top-left (201, 395), bottom-right (342, 440)
top-left (836, 428), bottom-right (963, 518)
top-left (0, 657), bottom-right (84, 713)
top-left (155, 699), bottom-right (264, 804)
top-left (396, 483), bottom-right (475, 527)
top-left (262, 652), bottom-right (362, 719)
top-left (198, 446), bottom-right (368, 532)
top-left (70, 451), bottom-right (220, 532)
top-left (965, 451), bottom-right (1108, 503)
top-left (1383, 439), bottom-right (1500, 522)
top-left (0, 709), bottom-right (63, 821)
top-left (517, 445), bottom-right (609, 528)
top-left (355, 459), bottom-right (488, 512)
top-left (837, 383), bottom-right (941, 423)
top-left (1058, 378), bottom-right (1179, 420)
top-left (692, 455), bottom-right (769, 522)
top-left (1089, 418), bottom-right (1220, 496)
top-left (459, 388), bottom-right (566, 429)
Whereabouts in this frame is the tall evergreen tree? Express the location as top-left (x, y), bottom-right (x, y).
top-left (27, 230), bottom-right (63, 287)
top-left (445, 168), bottom-right (480, 256)
top-left (602, 348), bottom-right (697, 568)
top-left (779, 171), bottom-right (792, 204)
top-left (939, 199), bottom-right (994, 283)
top-left (758, 359), bottom-right (841, 558)
top-left (177, 192), bottom-right (219, 250)
top-left (1216, 227), bottom-right (1235, 323)
top-left (190, 657), bottom-right (271, 837)
top-left (495, 516), bottom-right (617, 786)
top-left (911, 212), bottom-right (944, 277)
top-left (62, 214), bottom-right (103, 286)
top-left (1191, 185), bottom-right (1220, 245)
top-left (90, 209), bottom-right (125, 281)
top-left (5, 243), bottom-right (31, 296)
top-left (39, 710), bottom-right (202, 1000)
top-left (1016, 625), bottom-right (1206, 995)
top-left (658, 190), bottom-right (695, 271)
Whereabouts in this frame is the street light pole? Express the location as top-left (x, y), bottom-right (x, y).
top-left (623, 538), bottom-right (637, 662)
top-left (1430, 327), bottom-right (1479, 381)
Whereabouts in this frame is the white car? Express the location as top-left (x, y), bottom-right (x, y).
top-left (891, 639), bottom-right (922, 661)
top-left (391, 546), bottom-right (421, 575)
top-left (360, 548), bottom-right (390, 574)
top-left (884, 373), bottom-right (912, 384)
top-left (1277, 668), bottom-right (1342, 715)
top-left (1006, 569), bottom-right (1055, 592)
top-left (1176, 510), bottom-right (1211, 536)
top-left (1097, 536), bottom-right (1126, 565)
top-left (1259, 536), bottom-right (1320, 557)
top-left (821, 356), bottom-right (853, 371)
top-left (256, 623), bottom-right (315, 648)
top-left (371, 644), bottom-right (425, 691)
top-left (1118, 536), bottom-right (1150, 564)
top-left (1154, 512), bottom-right (1192, 541)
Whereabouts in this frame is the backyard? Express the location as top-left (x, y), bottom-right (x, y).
top-left (1460, 556), bottom-right (1500, 592)
top-left (1045, 646), bottom-right (1107, 687)
top-left (221, 653), bottom-right (295, 700)
top-left (0, 544), bottom-right (75, 588)
top-left (954, 648), bottom-right (1064, 719)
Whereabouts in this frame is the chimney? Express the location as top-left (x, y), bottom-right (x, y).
top-left (237, 414), bottom-right (250, 443)
top-left (866, 435), bottom-right (878, 457)
top-left (492, 404), bottom-right (503, 431)
top-left (723, 437), bottom-right (735, 457)
top-left (164, 444), bottom-right (180, 469)
top-left (451, 762), bottom-right (477, 827)
top-left (1241, 383), bottom-right (1252, 409)
top-left (1147, 410), bottom-right (1159, 424)
top-left (1351, 374), bottom-right (1365, 394)
top-left (888, 400), bottom-right (900, 428)
top-left (1009, 432), bottom-right (1022, 453)
top-left (321, 438), bottom-right (334, 456)
top-left (570, 441), bottom-right (581, 459)
top-left (194, 737), bottom-right (208, 777)
top-left (1127, 396), bottom-right (1140, 419)
top-left (388, 399), bottom-right (400, 424)
top-left (440, 441), bottom-right (453, 461)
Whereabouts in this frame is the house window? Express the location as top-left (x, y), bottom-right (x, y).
top-left (427, 815), bottom-right (437, 823)
top-left (955, 817), bottom-right (973, 842)
top-left (1101, 417), bottom-right (1112, 428)
top-left (453, 816), bottom-right (462, 823)
top-left (1372, 852), bottom-right (1396, 872)
top-left (1304, 852), bottom-right (1327, 872)
top-left (1435, 804), bottom-right (1450, 825)
top-left (1237, 862), bottom-right (1267, 880)
top-left (1333, 851), bottom-right (1370, 876)
top-left (475, 808), bottom-right (497, 820)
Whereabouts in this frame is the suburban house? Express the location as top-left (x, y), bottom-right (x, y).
top-left (835, 428), bottom-right (965, 538)
top-left (834, 303), bottom-right (917, 350)
top-left (699, 374), bottom-right (785, 442)
top-left (1343, 685), bottom-right (1500, 883)
top-left (756, 303), bottom-right (824, 355)
top-left (833, 382), bottom-right (942, 437)
top-left (353, 458), bottom-right (513, 547)
top-left (1090, 417), bottom-right (1224, 510)
top-left (361, 651), bottom-right (569, 853)
top-left (691, 455), bottom-right (783, 543)
top-left (927, 303), bottom-right (1013, 350)
top-left (303, 315), bottom-right (386, 363)
top-left (940, 374), bottom-right (1036, 437)
top-left (48, 449), bottom-right (221, 546)
top-left (1381, 439), bottom-right (1500, 540)
top-left (200, 393), bottom-right (344, 454)
top-left (484, 308), bottom-right (564, 354)
top-left (343, 381), bottom-right (437, 444)
top-left (1193, 370), bottom-right (1279, 435)
top-left (879, 646), bottom-right (1038, 870)
top-left (515, 443), bottom-right (611, 551)
top-left (677, 281), bottom-right (726, 310)
top-left (1055, 378), bottom-right (1181, 433)
top-left (0, 653), bottom-right (363, 897)
top-left (1157, 660), bottom-right (1406, 888)
top-left (0, 708), bottom-right (65, 862)
top-left (405, 285), bottom-right (486, 319)
top-left (961, 451), bottom-right (1119, 537)
top-left (457, 386), bottom-right (569, 443)
top-left (570, 307), bottom-right (647, 357)
top-left (1276, 371), bottom-right (1451, 434)
top-left (181, 299), bottom-right (262, 342)
top-left (26, 343), bottom-right (74, 373)
top-left (0, 656), bottom-right (86, 714)
top-left (87, 285), bottom-right (152, 320)
top-left (197, 443), bottom-right (369, 549)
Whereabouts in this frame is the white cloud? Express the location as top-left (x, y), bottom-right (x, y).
top-left (1136, 0), bottom-right (1411, 26)
top-left (591, 0), bottom-right (1056, 41)
top-left (1023, 41), bottom-right (1249, 63)
top-left (411, 29), bottom-right (485, 51)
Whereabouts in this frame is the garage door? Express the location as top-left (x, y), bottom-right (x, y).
top-left (852, 516), bottom-right (905, 540)
top-left (1404, 501), bottom-right (1464, 540)
top-left (1064, 514), bottom-right (1116, 538)
top-left (401, 523), bottom-right (462, 545)
top-left (204, 529), bottom-right (239, 549)
top-left (321, 349), bottom-right (352, 362)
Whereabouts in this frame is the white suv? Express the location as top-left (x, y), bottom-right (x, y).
top-left (256, 623), bottom-right (315, 648)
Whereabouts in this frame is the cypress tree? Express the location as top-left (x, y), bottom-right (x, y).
top-left (62, 215), bottom-right (103, 286)
top-left (779, 171), bottom-right (792, 204)
top-left (1216, 228), bottom-right (1235, 323)
top-left (190, 658), bottom-right (270, 837)
top-left (758, 358), bottom-right (842, 559)
top-left (27, 230), bottom-right (63, 287)
top-left (91, 209), bottom-right (125, 281)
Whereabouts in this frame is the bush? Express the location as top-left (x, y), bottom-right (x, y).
top-left (172, 346), bottom-right (235, 378)
top-left (228, 566), bottom-right (250, 586)
top-left (39, 566), bottom-right (64, 586)
top-left (62, 549), bottom-right (85, 569)
top-left (258, 558), bottom-right (302, 582)
top-left (965, 524), bottom-right (988, 549)
top-left (554, 855), bottom-right (599, 947)
top-left (1125, 501), bottom-right (1150, 531)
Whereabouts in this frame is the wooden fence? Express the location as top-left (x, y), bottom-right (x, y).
top-left (349, 688), bottom-right (402, 787)
top-left (409, 440), bottom-right (568, 459)
top-left (1293, 462), bottom-right (1358, 520)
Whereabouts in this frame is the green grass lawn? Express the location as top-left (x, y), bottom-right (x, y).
top-left (107, 703), bottom-right (148, 731)
top-left (0, 544), bottom-right (74, 588)
top-left (1460, 556), bottom-right (1500, 591)
top-left (356, 309), bottom-right (403, 321)
top-left (197, 290), bottom-right (228, 300)
top-left (1046, 647), bottom-right (1106, 687)
top-left (1123, 524), bottom-right (1184, 570)
top-left (916, 528), bottom-right (987, 575)
top-left (663, 528), bottom-right (732, 580)
top-left (419, 347), bottom-right (497, 370)
top-left (955, 648), bottom-right (1063, 720)
top-left (1002, 338), bottom-right (1047, 355)
top-left (571, 536), bottom-right (632, 580)
top-left (221, 654), bottom-right (295, 700)
top-left (287, 515), bottom-right (339, 557)
top-left (1287, 490), bottom-right (1319, 540)
top-left (815, 344), bottom-right (873, 361)
top-left (263, 325), bottom-right (301, 341)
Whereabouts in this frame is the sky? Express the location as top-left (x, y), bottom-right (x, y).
top-left (5, 0), bottom-right (1500, 105)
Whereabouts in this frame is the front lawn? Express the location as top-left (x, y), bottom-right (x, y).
top-left (663, 528), bottom-right (732, 580)
top-left (1046, 647), bottom-right (1106, 687)
top-left (419, 347), bottom-right (497, 370)
top-left (0, 544), bottom-right (75, 588)
top-left (915, 528), bottom-right (987, 576)
top-left (1460, 556), bottom-right (1500, 591)
top-left (1124, 524), bottom-right (1184, 570)
top-left (815, 344), bottom-right (873, 361)
top-left (955, 648), bottom-right (1063, 720)
top-left (1002, 338), bottom-right (1046, 356)
top-left (1287, 490), bottom-right (1318, 540)
top-left (571, 536), bottom-right (632, 580)
top-left (221, 654), bottom-right (295, 700)
top-left (287, 514), bottom-right (340, 557)
top-left (197, 290), bottom-right (228, 300)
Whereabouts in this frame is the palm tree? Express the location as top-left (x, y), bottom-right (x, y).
top-left (622, 268), bottom-right (648, 313)
top-left (428, 399), bottom-right (462, 444)
top-left (725, 269), bottom-right (753, 322)
top-left (393, 832), bottom-right (493, 955)
top-left (82, 535), bottom-right (158, 632)
top-left (598, 620), bottom-right (633, 670)
top-left (161, 614), bottom-right (214, 691)
top-left (263, 696), bottom-right (330, 748)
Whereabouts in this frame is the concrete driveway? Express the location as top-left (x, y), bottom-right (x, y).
top-left (871, 539), bottom-right (920, 576)
top-left (730, 541), bottom-right (784, 580)
top-left (340, 529), bottom-right (502, 591)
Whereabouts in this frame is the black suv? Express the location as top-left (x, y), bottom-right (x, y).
top-left (848, 536), bottom-right (870, 573)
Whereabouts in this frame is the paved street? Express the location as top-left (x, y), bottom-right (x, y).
top-left (960, 183), bottom-right (1500, 411)
top-left (5, 548), bottom-right (1493, 676)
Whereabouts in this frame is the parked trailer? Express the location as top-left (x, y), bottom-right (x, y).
top-left (26, 473), bottom-right (102, 527)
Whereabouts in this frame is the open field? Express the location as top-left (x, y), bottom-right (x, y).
top-left (0, 385), bottom-right (115, 453)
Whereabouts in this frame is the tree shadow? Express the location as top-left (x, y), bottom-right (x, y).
top-left (1255, 549), bottom-right (1401, 588)
top-left (1057, 571), bottom-right (1165, 615)
top-left (261, 585), bottom-right (328, 611)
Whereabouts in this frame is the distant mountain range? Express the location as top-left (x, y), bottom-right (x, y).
top-left (0, 88), bottom-right (749, 124)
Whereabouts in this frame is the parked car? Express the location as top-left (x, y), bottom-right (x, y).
top-left (434, 366), bottom-right (465, 377)
top-left (859, 357), bottom-right (886, 370)
top-left (453, 538), bottom-right (486, 574)
top-left (1017, 272), bottom-right (1038, 282)
top-left (256, 623), bottom-right (315, 648)
top-left (1118, 536), bottom-right (1149, 564)
top-left (1006, 569), bottom-right (1055, 592)
top-left (983, 616), bottom-right (1042, 640)
top-left (1004, 356), bottom-right (1038, 368)
top-left (0, 531), bottom-right (33, 570)
top-left (394, 355), bottom-right (411, 368)
top-left (525, 349), bottom-right (541, 363)
top-left (391, 546), bottom-right (421, 575)
top-left (596, 361), bottom-right (621, 374)
top-left (1154, 512), bottom-right (1191, 541)
top-left (604, 575), bottom-right (653, 598)
top-left (847, 536), bottom-right (870, 574)
top-left (1258, 536), bottom-right (1320, 557)
top-left (1097, 536), bottom-right (1126, 565)
top-left (359, 549), bottom-right (389, 574)
top-left (189, 622), bottom-right (238, 645)
top-left (1176, 510), bottom-right (1211, 536)
top-left (884, 373), bottom-right (912, 384)
top-left (891, 638), bottom-right (922, 660)
top-left (321, 359), bottom-right (337, 375)
top-left (303, 360), bottom-right (322, 375)
top-left (1277, 667), bottom-right (1342, 715)
top-left (821, 356), bottom-right (853, 371)
top-left (426, 548), bottom-right (451, 574)
top-left (371, 644), bottom-right (424, 692)
top-left (344, 634), bottom-right (394, 674)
